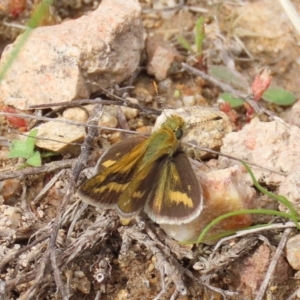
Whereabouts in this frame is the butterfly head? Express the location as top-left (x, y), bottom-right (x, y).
top-left (163, 115), bottom-right (186, 141)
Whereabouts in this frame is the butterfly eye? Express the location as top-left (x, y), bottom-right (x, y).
top-left (175, 128), bottom-right (183, 140)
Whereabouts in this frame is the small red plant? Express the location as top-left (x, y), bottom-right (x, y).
top-left (251, 69), bottom-right (272, 101)
top-left (9, 0), bottom-right (27, 18)
top-left (1, 106), bottom-right (28, 131)
top-left (219, 102), bottom-right (239, 126)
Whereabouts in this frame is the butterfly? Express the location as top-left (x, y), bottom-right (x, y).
top-left (77, 114), bottom-right (203, 225)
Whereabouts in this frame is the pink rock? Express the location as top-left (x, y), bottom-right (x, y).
top-left (278, 170), bottom-right (300, 215)
top-left (146, 35), bottom-right (183, 80)
top-left (286, 234), bottom-right (300, 270)
top-left (0, 0), bottom-right (144, 110)
top-left (219, 118), bottom-right (300, 186)
top-left (286, 100), bottom-right (300, 128)
top-left (234, 244), bottom-right (290, 297)
top-left (0, 178), bottom-right (21, 205)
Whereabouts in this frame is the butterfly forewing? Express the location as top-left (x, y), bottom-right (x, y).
top-left (97, 135), bottom-right (147, 172)
top-left (145, 152), bottom-right (202, 224)
top-left (77, 135), bottom-right (148, 207)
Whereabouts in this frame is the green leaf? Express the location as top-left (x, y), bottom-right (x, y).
top-left (219, 92), bottom-right (244, 108)
top-left (263, 87), bottom-right (297, 106)
top-left (41, 151), bottom-right (57, 158)
top-left (177, 35), bottom-right (192, 52)
top-left (209, 65), bottom-right (249, 91)
top-left (25, 129), bottom-right (38, 153)
top-left (8, 128), bottom-right (38, 160)
top-left (195, 17), bottom-right (205, 54)
top-left (26, 151), bottom-right (42, 167)
top-left (9, 140), bottom-right (34, 159)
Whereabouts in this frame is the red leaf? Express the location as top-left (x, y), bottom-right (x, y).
top-left (1, 106), bottom-right (28, 130)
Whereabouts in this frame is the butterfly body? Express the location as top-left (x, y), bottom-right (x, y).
top-left (78, 115), bottom-right (203, 224)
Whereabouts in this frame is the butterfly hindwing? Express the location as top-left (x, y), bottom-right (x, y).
top-left (116, 158), bottom-right (160, 218)
top-left (144, 152), bottom-right (203, 224)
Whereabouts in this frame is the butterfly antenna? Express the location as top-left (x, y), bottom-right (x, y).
top-left (190, 115), bottom-right (222, 127)
top-left (152, 80), bottom-right (168, 118)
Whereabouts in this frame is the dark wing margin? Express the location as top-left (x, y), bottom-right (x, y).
top-left (145, 152), bottom-right (203, 224)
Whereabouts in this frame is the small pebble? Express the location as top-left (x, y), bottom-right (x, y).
top-left (74, 270), bottom-right (85, 278)
top-left (147, 263), bottom-right (155, 272)
top-left (121, 106), bottom-right (139, 120)
top-left (286, 235), bottom-right (300, 270)
top-left (63, 107), bottom-right (88, 122)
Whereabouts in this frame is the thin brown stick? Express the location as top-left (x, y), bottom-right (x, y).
top-left (33, 104), bottom-right (90, 128)
top-left (254, 228), bottom-right (292, 300)
top-left (0, 111), bottom-right (139, 135)
top-left (117, 106), bottom-right (130, 130)
top-left (29, 97), bottom-right (160, 115)
top-left (0, 158), bottom-right (76, 181)
top-left (32, 169), bottom-right (65, 204)
top-left (21, 250), bottom-right (50, 299)
top-left (287, 287), bottom-right (300, 300)
top-left (0, 233), bottom-right (49, 271)
top-left (213, 222), bottom-right (297, 253)
top-left (182, 63), bottom-right (249, 99)
top-left (183, 268), bottom-right (237, 297)
top-left (187, 142), bottom-right (287, 176)
top-left (50, 251), bottom-right (68, 300)
top-left (47, 104), bottom-right (103, 298)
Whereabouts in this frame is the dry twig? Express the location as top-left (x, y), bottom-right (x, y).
top-left (46, 104), bottom-right (103, 299)
top-left (119, 223), bottom-right (187, 297)
top-left (29, 97), bottom-right (160, 115)
top-left (195, 236), bottom-right (259, 276)
top-left (61, 213), bottom-right (119, 264)
top-left (0, 111), bottom-right (138, 135)
top-left (0, 159), bottom-right (76, 181)
top-left (254, 228), bottom-right (292, 300)
top-left (0, 233), bottom-right (49, 271)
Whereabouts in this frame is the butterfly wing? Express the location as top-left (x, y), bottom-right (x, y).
top-left (116, 157), bottom-right (159, 218)
top-left (144, 152), bottom-right (203, 224)
top-left (77, 135), bottom-right (148, 207)
top-left (96, 135), bottom-right (147, 172)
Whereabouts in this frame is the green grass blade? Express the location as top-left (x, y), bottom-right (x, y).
top-left (196, 209), bottom-right (296, 244)
top-left (0, 0), bottom-right (54, 82)
top-left (195, 17), bottom-right (205, 54)
top-left (241, 161), bottom-right (300, 224)
top-left (177, 35), bottom-right (193, 52)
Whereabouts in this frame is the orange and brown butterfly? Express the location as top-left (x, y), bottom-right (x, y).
top-left (77, 114), bottom-right (203, 225)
